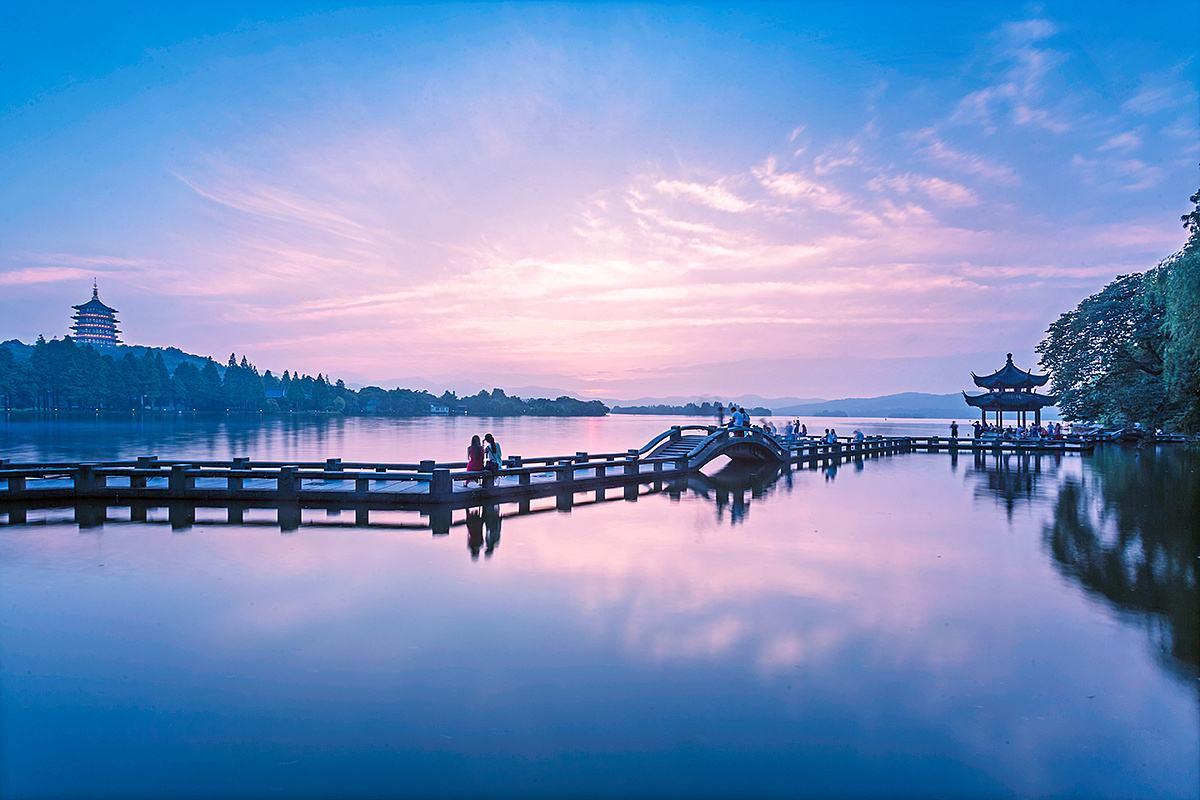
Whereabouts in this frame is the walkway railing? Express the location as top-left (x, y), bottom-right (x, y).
top-left (0, 427), bottom-right (1098, 508)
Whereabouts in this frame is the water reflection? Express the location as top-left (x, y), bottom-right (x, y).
top-left (1043, 447), bottom-right (1199, 678)
top-left (966, 450), bottom-right (1059, 519)
top-left (961, 447), bottom-right (1199, 679)
top-left (2, 441), bottom-right (1197, 798)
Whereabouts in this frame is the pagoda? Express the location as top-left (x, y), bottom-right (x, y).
top-left (70, 280), bottom-right (122, 347)
top-left (963, 353), bottom-right (1056, 427)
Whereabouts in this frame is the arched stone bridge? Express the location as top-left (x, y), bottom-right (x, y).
top-left (640, 425), bottom-right (789, 470)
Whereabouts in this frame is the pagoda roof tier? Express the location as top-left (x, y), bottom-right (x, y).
top-left (72, 297), bottom-right (118, 314)
top-left (971, 353), bottom-right (1049, 390)
top-left (963, 391), bottom-right (1057, 411)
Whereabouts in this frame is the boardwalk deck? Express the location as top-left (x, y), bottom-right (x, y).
top-left (0, 425), bottom-right (1101, 512)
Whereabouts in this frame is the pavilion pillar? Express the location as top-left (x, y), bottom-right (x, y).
top-left (1035, 408), bottom-right (1041, 427)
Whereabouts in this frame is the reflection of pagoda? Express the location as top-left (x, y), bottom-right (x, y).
top-left (963, 353), bottom-right (1056, 427)
top-left (70, 280), bottom-right (121, 347)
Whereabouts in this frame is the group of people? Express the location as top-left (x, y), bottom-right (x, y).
top-left (728, 413), bottom-right (815, 441)
top-left (465, 432), bottom-right (503, 483)
top-left (726, 406), bottom-right (753, 429)
top-left (968, 420), bottom-right (1064, 440)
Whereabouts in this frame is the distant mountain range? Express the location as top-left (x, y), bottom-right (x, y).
top-left (776, 391), bottom-right (1059, 420)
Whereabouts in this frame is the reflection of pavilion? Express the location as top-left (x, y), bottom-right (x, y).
top-left (966, 450), bottom-right (1060, 520)
top-left (963, 353), bottom-right (1057, 428)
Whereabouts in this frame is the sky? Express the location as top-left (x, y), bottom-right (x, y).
top-left (0, 2), bottom-right (1197, 400)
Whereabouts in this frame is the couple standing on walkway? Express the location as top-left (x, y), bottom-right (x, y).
top-left (467, 433), bottom-right (503, 475)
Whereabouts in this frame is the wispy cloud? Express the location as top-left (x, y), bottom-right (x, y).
top-left (868, 173), bottom-right (980, 207)
top-left (1097, 131), bottom-right (1142, 152)
top-left (912, 129), bottom-right (1020, 186)
top-left (952, 17), bottom-right (1070, 135)
top-left (651, 179), bottom-right (754, 213)
top-left (0, 267), bottom-right (94, 286)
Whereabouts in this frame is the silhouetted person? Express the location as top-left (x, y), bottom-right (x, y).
top-left (950, 421), bottom-right (959, 438)
top-left (465, 508), bottom-right (485, 560)
top-left (483, 504), bottom-right (502, 557)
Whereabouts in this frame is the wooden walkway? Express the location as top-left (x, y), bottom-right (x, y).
top-left (0, 425), bottom-right (1096, 513)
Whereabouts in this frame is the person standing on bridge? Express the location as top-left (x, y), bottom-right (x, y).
top-left (950, 421), bottom-right (959, 439)
top-left (484, 433), bottom-right (503, 473)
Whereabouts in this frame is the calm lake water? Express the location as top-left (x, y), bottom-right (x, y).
top-left (1, 415), bottom-right (1197, 799)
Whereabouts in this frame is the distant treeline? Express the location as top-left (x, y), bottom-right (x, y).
top-left (0, 337), bottom-right (608, 417)
top-left (611, 401), bottom-right (772, 416)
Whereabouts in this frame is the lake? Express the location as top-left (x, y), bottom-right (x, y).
top-left (1, 415), bottom-right (1197, 799)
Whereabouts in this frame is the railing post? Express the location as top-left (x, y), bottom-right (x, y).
top-left (169, 464), bottom-right (193, 494)
top-left (75, 464), bottom-right (99, 495)
top-left (623, 449), bottom-right (639, 476)
top-left (355, 477), bottom-right (370, 496)
top-left (675, 456), bottom-right (689, 472)
top-left (233, 456), bottom-right (250, 468)
top-left (670, 425), bottom-right (682, 441)
top-left (277, 465), bottom-right (298, 498)
top-left (430, 468), bottom-right (452, 501)
top-left (8, 474), bottom-right (25, 493)
top-left (557, 459), bottom-right (574, 485)
top-left (228, 472), bottom-right (243, 492)
top-left (129, 458), bottom-right (149, 488)
top-left (325, 457), bottom-right (342, 472)
top-left (575, 451), bottom-right (588, 463)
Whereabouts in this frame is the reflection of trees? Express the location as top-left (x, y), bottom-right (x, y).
top-left (1044, 447), bottom-right (1199, 679)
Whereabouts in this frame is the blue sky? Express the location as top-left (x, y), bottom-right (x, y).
top-left (1, 2), bottom-right (1196, 398)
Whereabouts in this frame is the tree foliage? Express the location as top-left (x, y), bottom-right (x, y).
top-left (1038, 185), bottom-right (1200, 431)
top-left (0, 339), bottom-right (609, 417)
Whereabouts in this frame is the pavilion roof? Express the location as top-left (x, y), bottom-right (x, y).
top-left (962, 391), bottom-right (1057, 411)
top-left (971, 353), bottom-right (1049, 390)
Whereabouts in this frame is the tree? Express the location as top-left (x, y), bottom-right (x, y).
top-left (1038, 184), bottom-right (1200, 431)
top-left (1037, 271), bottom-right (1169, 426)
top-left (1158, 188), bottom-right (1200, 431)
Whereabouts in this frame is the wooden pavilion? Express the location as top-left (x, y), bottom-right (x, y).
top-left (963, 353), bottom-right (1056, 428)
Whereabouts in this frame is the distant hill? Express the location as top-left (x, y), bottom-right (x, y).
top-left (776, 391), bottom-right (1059, 420)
